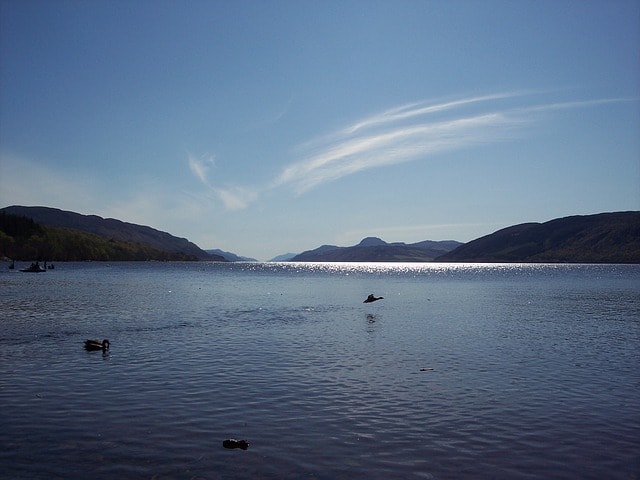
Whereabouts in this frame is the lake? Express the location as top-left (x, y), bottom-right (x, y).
top-left (1, 262), bottom-right (639, 479)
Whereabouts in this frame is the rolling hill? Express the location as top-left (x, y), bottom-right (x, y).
top-left (206, 249), bottom-right (258, 262)
top-left (290, 237), bottom-right (462, 262)
top-left (1, 205), bottom-right (225, 261)
top-left (4, 206), bottom-right (637, 264)
top-left (437, 212), bottom-right (640, 263)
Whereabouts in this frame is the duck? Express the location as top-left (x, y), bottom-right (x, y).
top-left (223, 439), bottom-right (249, 450)
top-left (363, 294), bottom-right (384, 303)
top-left (84, 339), bottom-right (110, 351)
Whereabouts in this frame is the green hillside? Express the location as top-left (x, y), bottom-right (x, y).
top-left (0, 210), bottom-right (224, 262)
top-left (1, 205), bottom-right (223, 260)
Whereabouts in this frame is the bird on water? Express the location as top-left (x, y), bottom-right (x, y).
top-left (363, 294), bottom-right (383, 303)
top-left (84, 339), bottom-right (110, 351)
top-left (223, 439), bottom-right (249, 450)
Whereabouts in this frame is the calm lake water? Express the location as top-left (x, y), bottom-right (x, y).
top-left (1, 262), bottom-right (639, 479)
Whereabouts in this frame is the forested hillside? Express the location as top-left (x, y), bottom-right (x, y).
top-left (0, 212), bottom-right (208, 261)
top-left (1, 206), bottom-right (220, 260)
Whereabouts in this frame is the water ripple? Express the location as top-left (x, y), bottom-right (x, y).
top-left (1, 263), bottom-right (638, 479)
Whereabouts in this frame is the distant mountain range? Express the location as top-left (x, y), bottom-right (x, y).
top-left (290, 237), bottom-right (462, 262)
top-left (1, 205), bottom-right (225, 261)
top-left (206, 249), bottom-right (258, 262)
top-left (2, 206), bottom-right (638, 263)
top-left (270, 253), bottom-right (298, 262)
top-left (438, 212), bottom-right (640, 263)
top-left (285, 212), bottom-right (639, 263)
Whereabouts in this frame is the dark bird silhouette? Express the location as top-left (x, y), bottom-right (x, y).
top-left (84, 339), bottom-right (110, 351)
top-left (363, 294), bottom-right (384, 303)
top-left (223, 439), bottom-right (249, 450)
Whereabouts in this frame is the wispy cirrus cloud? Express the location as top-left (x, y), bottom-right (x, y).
top-left (215, 186), bottom-right (259, 211)
top-left (341, 91), bottom-right (528, 135)
top-left (516, 97), bottom-right (634, 114)
top-left (188, 153), bottom-right (215, 186)
top-left (275, 113), bottom-right (513, 193)
top-left (187, 152), bottom-right (259, 211)
top-left (191, 92), bottom-right (634, 209)
top-left (272, 92), bottom-right (634, 196)
top-left (272, 95), bottom-right (529, 195)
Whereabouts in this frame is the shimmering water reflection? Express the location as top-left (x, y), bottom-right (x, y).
top-left (1, 262), bottom-right (638, 479)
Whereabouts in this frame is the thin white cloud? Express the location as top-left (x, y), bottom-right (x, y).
top-left (194, 91), bottom-right (635, 210)
top-left (274, 110), bottom-right (523, 194)
top-left (214, 186), bottom-right (258, 211)
top-left (270, 92), bottom-right (637, 196)
top-left (188, 153), bottom-right (215, 186)
top-left (343, 91), bottom-right (528, 135)
top-left (517, 97), bottom-right (634, 114)
top-left (187, 152), bottom-right (260, 211)
top-left (273, 95), bottom-right (294, 123)
top-left (0, 153), bottom-right (216, 244)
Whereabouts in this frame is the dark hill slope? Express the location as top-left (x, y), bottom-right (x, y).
top-left (1, 205), bottom-right (223, 261)
top-left (291, 237), bottom-right (462, 262)
top-left (437, 212), bottom-right (640, 263)
top-left (206, 249), bottom-right (257, 262)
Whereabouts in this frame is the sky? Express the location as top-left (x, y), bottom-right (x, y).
top-left (1, 0), bottom-right (639, 261)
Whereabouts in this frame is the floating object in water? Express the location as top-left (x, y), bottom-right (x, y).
top-left (223, 439), bottom-right (249, 450)
top-left (363, 294), bottom-right (383, 303)
top-left (420, 368), bottom-right (434, 372)
top-left (84, 339), bottom-right (110, 351)
top-left (20, 262), bottom-right (46, 273)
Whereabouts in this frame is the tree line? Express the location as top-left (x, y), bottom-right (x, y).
top-left (0, 212), bottom-right (198, 261)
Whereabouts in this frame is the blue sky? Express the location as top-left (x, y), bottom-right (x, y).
top-left (1, 0), bottom-right (638, 260)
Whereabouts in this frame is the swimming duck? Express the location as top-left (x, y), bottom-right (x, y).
top-left (84, 339), bottom-right (110, 351)
top-left (363, 294), bottom-right (383, 303)
top-left (223, 439), bottom-right (249, 450)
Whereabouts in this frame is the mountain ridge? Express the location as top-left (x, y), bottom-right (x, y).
top-left (206, 249), bottom-right (258, 262)
top-left (3, 206), bottom-right (638, 263)
top-left (286, 212), bottom-right (639, 263)
top-left (290, 238), bottom-right (462, 262)
top-left (1, 205), bottom-right (225, 261)
top-left (437, 211), bottom-right (640, 263)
